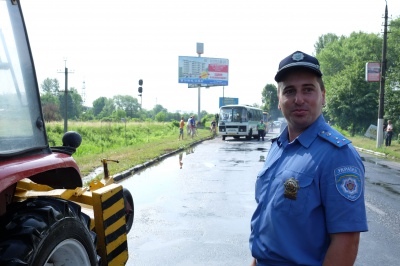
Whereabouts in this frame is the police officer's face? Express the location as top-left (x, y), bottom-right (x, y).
top-left (278, 70), bottom-right (325, 137)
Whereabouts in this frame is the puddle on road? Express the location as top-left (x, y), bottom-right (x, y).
top-left (362, 155), bottom-right (400, 196)
top-left (219, 140), bottom-right (270, 153)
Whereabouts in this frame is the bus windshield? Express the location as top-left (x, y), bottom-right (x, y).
top-left (219, 107), bottom-right (248, 122)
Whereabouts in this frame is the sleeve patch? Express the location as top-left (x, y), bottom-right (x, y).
top-left (334, 166), bottom-right (363, 201)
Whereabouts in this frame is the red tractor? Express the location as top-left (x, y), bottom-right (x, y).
top-left (0, 1), bottom-right (133, 265)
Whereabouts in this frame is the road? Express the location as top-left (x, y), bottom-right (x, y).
top-left (119, 131), bottom-right (400, 266)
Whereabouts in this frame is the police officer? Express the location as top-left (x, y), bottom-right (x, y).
top-left (257, 120), bottom-right (266, 141)
top-left (249, 51), bottom-right (368, 266)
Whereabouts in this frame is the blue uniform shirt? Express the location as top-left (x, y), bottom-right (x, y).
top-left (249, 115), bottom-right (368, 266)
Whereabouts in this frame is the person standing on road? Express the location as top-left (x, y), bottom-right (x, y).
top-left (179, 116), bottom-right (185, 140)
top-left (249, 51), bottom-right (368, 266)
top-left (385, 120), bottom-right (393, 147)
top-left (257, 120), bottom-right (266, 141)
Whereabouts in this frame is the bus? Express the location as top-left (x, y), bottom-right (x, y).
top-left (218, 104), bottom-right (268, 140)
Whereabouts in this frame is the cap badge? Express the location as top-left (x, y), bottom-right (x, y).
top-left (284, 177), bottom-right (299, 200)
top-left (292, 52), bottom-right (304, 61)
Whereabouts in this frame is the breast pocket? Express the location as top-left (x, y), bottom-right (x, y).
top-left (272, 170), bottom-right (315, 216)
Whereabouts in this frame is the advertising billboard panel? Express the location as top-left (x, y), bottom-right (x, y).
top-left (178, 56), bottom-right (229, 85)
top-left (365, 62), bottom-right (380, 82)
top-left (219, 97), bottom-right (238, 107)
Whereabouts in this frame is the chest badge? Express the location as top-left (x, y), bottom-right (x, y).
top-left (284, 177), bottom-right (299, 200)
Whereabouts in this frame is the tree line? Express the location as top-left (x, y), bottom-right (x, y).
top-left (39, 78), bottom-right (214, 124)
top-left (261, 17), bottom-right (400, 136)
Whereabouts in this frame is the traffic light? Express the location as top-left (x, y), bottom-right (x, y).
top-left (138, 79), bottom-right (143, 94)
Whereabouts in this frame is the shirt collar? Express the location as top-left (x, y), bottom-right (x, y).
top-left (276, 115), bottom-right (327, 148)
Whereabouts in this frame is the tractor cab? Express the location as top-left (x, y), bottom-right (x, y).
top-left (0, 0), bottom-right (48, 156)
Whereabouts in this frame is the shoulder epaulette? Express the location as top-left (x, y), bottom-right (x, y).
top-left (271, 137), bottom-right (279, 143)
top-left (318, 130), bottom-right (351, 148)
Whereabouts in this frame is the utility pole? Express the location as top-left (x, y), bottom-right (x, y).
top-left (377, 2), bottom-right (388, 148)
top-left (58, 59), bottom-right (74, 133)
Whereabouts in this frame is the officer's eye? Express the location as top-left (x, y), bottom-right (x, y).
top-left (283, 89), bottom-right (295, 96)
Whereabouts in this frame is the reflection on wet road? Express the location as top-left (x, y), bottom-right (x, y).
top-left (120, 136), bottom-right (270, 265)
top-left (118, 135), bottom-right (400, 266)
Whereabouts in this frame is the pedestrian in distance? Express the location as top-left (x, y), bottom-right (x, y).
top-left (187, 116), bottom-right (192, 136)
top-left (190, 115), bottom-right (197, 138)
top-left (179, 116), bottom-right (185, 140)
top-left (257, 120), bottom-right (266, 141)
top-left (210, 120), bottom-right (217, 136)
top-left (385, 120), bottom-right (393, 146)
top-left (249, 51), bottom-right (368, 266)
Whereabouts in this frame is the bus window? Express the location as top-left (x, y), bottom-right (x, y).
top-left (242, 109), bottom-right (247, 122)
top-left (232, 108), bottom-right (243, 122)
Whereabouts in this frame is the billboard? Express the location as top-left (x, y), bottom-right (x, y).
top-left (219, 97), bottom-right (238, 107)
top-left (178, 56), bottom-right (229, 85)
top-left (365, 62), bottom-right (380, 82)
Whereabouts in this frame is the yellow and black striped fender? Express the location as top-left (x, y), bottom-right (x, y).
top-left (92, 184), bottom-right (129, 265)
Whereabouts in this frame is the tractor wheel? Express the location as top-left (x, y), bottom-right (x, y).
top-left (123, 188), bottom-right (134, 234)
top-left (0, 197), bottom-right (99, 266)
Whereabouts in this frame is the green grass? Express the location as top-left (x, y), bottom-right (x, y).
top-left (348, 135), bottom-right (400, 161)
top-left (47, 121), bottom-right (400, 181)
top-left (47, 121), bottom-right (213, 178)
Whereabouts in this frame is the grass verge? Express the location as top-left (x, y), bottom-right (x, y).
top-left (348, 135), bottom-right (400, 161)
top-left (49, 121), bottom-right (400, 180)
top-left (74, 128), bottom-right (212, 178)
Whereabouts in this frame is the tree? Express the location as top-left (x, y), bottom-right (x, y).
top-left (152, 104), bottom-right (167, 115)
top-left (93, 97), bottom-right (107, 117)
top-left (80, 108), bottom-right (94, 121)
top-left (155, 111), bottom-right (166, 122)
top-left (58, 90), bottom-right (74, 120)
top-left (317, 31), bottom-right (382, 135)
top-left (385, 17), bottom-right (400, 131)
top-left (261, 84), bottom-right (280, 121)
top-left (113, 95), bottom-right (141, 118)
top-left (98, 98), bottom-right (115, 119)
top-left (111, 109), bottom-right (127, 120)
top-left (40, 78), bottom-right (61, 121)
top-left (314, 33), bottom-right (341, 55)
top-left (58, 88), bottom-right (84, 120)
top-left (92, 97), bottom-right (115, 119)
top-left (40, 78), bottom-right (60, 95)
top-left (42, 102), bottom-right (61, 121)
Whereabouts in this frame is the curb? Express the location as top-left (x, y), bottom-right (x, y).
top-left (113, 137), bottom-right (212, 182)
top-left (355, 147), bottom-right (386, 157)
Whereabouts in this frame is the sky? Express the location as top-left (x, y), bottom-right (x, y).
top-left (19, 0), bottom-right (400, 115)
